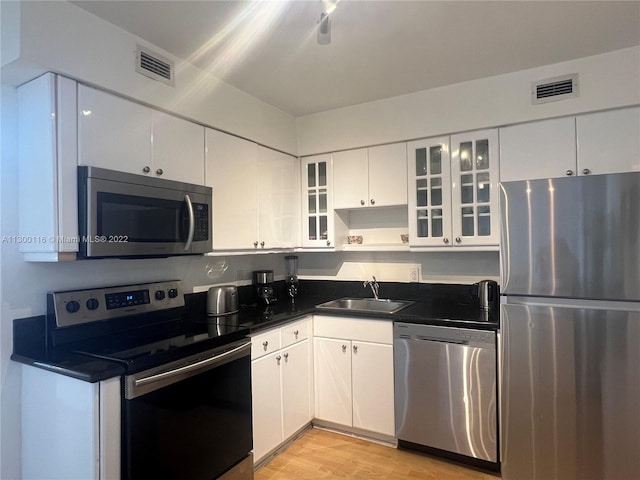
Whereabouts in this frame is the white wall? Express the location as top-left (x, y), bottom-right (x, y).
top-left (297, 251), bottom-right (499, 285)
top-left (296, 46), bottom-right (640, 155)
top-left (1, 0), bottom-right (298, 155)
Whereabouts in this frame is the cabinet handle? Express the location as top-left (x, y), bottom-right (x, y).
top-left (293, 330), bottom-right (299, 337)
top-left (582, 168), bottom-right (591, 175)
top-left (283, 352), bottom-right (289, 360)
top-left (341, 344), bottom-right (347, 352)
top-left (254, 241), bottom-right (259, 248)
top-left (260, 241), bottom-right (265, 248)
top-left (276, 355), bottom-right (282, 364)
top-left (565, 169), bottom-right (574, 176)
top-left (156, 168), bottom-right (163, 175)
top-left (455, 237), bottom-right (461, 244)
top-left (443, 238), bottom-right (449, 244)
top-left (370, 199), bottom-right (375, 205)
top-left (326, 240), bottom-right (331, 247)
top-left (262, 341), bottom-right (268, 350)
top-left (360, 200), bottom-right (365, 206)
top-left (353, 345), bottom-right (358, 353)
top-left (142, 166), bottom-right (151, 173)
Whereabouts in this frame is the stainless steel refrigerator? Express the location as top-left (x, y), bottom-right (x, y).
top-left (500, 172), bottom-right (640, 480)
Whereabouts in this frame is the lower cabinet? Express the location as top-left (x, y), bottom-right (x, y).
top-left (251, 318), bottom-right (312, 464)
top-left (21, 365), bottom-right (121, 480)
top-left (313, 316), bottom-right (395, 437)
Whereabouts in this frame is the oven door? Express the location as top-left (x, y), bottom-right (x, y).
top-left (122, 339), bottom-right (252, 480)
top-left (79, 166), bottom-right (211, 258)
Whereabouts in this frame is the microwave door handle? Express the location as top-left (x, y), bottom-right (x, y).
top-left (184, 194), bottom-right (195, 251)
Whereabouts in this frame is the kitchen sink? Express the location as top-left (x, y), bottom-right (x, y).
top-left (316, 297), bottom-right (414, 314)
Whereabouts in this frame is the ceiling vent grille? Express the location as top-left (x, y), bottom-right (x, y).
top-left (531, 74), bottom-right (578, 104)
top-left (135, 46), bottom-right (174, 87)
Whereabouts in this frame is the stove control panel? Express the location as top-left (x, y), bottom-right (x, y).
top-left (49, 280), bottom-right (184, 328)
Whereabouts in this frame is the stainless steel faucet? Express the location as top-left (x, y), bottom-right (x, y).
top-left (363, 276), bottom-right (380, 300)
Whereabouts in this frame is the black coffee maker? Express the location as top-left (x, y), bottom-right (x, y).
top-left (253, 270), bottom-right (277, 305)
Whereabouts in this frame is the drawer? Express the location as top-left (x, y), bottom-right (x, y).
top-left (280, 318), bottom-right (311, 349)
top-left (313, 315), bottom-right (392, 344)
top-left (251, 328), bottom-right (281, 360)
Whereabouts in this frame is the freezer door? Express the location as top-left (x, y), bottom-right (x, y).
top-left (499, 172), bottom-right (640, 301)
top-left (501, 303), bottom-right (640, 480)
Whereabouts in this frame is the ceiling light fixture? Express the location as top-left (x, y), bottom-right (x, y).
top-left (317, 12), bottom-right (331, 45)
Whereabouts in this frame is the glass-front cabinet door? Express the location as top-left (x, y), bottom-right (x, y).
top-left (301, 154), bottom-right (334, 248)
top-left (450, 129), bottom-right (500, 246)
top-left (407, 137), bottom-right (452, 246)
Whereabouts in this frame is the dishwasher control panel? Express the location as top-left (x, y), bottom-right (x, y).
top-left (394, 322), bottom-right (495, 348)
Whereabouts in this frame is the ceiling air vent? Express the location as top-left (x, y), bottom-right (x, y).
top-left (135, 46), bottom-right (174, 87)
top-left (531, 74), bottom-right (578, 105)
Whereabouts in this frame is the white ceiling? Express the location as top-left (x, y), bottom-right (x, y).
top-left (71, 0), bottom-right (640, 117)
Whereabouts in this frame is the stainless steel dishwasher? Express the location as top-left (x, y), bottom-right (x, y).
top-left (394, 322), bottom-right (498, 467)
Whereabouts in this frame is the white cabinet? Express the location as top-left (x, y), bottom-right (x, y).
top-left (251, 350), bottom-right (283, 463)
top-left (450, 129), bottom-right (500, 247)
top-left (500, 107), bottom-right (639, 181)
top-left (499, 117), bottom-right (576, 182)
top-left (313, 337), bottom-right (353, 426)
top-left (352, 340), bottom-right (394, 435)
top-left (577, 107), bottom-right (640, 175)
top-left (206, 129), bottom-right (297, 250)
top-left (21, 365), bottom-right (120, 480)
top-left (333, 148), bottom-right (369, 209)
top-left (78, 84), bottom-right (204, 185)
top-left (18, 73), bottom-right (79, 261)
top-left (408, 129), bottom-right (499, 248)
top-left (206, 129), bottom-right (259, 250)
top-left (407, 136), bottom-right (452, 247)
top-left (151, 111), bottom-right (205, 185)
top-left (313, 315), bottom-right (395, 437)
top-left (281, 340), bottom-right (312, 440)
top-left (333, 143), bottom-right (407, 209)
top-left (301, 154), bottom-right (336, 248)
top-left (257, 146), bottom-right (299, 249)
top-left (251, 318), bottom-right (312, 464)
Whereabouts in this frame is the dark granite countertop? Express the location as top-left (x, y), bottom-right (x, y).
top-left (201, 279), bottom-right (499, 332)
top-left (12, 280), bottom-right (498, 382)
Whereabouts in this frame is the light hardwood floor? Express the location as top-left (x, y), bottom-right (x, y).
top-left (255, 428), bottom-right (499, 480)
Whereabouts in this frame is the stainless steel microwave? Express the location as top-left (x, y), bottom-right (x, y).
top-left (78, 166), bottom-right (212, 258)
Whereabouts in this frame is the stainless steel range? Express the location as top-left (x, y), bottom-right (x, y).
top-left (29, 280), bottom-right (254, 480)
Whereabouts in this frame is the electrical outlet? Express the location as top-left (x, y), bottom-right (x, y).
top-left (409, 266), bottom-right (420, 282)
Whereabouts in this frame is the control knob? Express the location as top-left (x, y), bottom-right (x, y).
top-left (86, 298), bottom-right (100, 310)
top-left (155, 290), bottom-right (166, 300)
top-left (65, 301), bottom-right (80, 313)
top-left (168, 288), bottom-right (179, 299)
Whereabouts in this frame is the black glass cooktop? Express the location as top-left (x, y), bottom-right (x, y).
top-left (73, 314), bottom-right (248, 373)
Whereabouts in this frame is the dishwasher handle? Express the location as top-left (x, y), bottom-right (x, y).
top-left (400, 334), bottom-right (468, 346)
top-left (394, 322), bottom-right (496, 349)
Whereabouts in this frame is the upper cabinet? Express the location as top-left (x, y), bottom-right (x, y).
top-left (78, 85), bottom-right (205, 185)
top-left (450, 129), bottom-right (500, 247)
top-left (205, 129), bottom-right (297, 251)
top-left (333, 143), bottom-right (407, 209)
top-left (18, 73), bottom-right (79, 262)
top-left (256, 146), bottom-right (299, 249)
top-left (301, 154), bottom-right (335, 248)
top-left (500, 107), bottom-right (640, 181)
top-left (408, 130), bottom-right (500, 248)
top-left (576, 107), bottom-right (640, 175)
top-left (499, 117), bottom-right (576, 182)
top-left (407, 137), bottom-right (452, 247)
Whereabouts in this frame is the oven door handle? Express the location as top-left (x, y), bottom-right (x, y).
top-left (126, 340), bottom-right (250, 399)
top-left (184, 194), bottom-right (195, 251)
